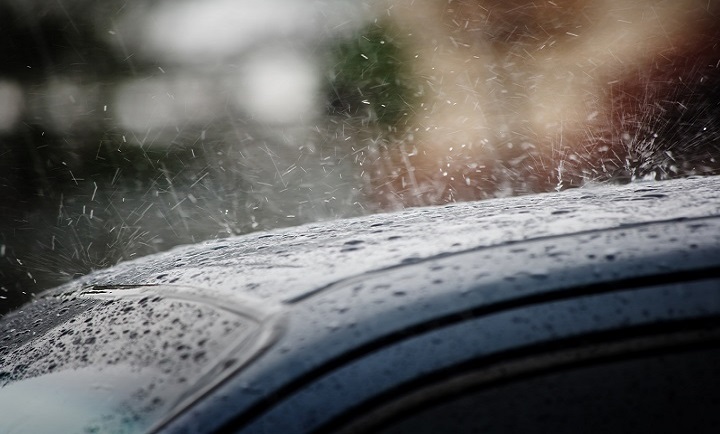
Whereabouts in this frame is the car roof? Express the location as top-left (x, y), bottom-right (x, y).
top-left (46, 176), bottom-right (720, 305)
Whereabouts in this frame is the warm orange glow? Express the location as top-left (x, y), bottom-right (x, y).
top-left (368, 0), bottom-right (719, 206)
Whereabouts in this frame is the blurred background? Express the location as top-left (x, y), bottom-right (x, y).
top-left (1, 0), bottom-right (719, 313)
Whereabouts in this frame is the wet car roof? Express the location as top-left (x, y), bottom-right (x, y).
top-left (47, 176), bottom-right (720, 305)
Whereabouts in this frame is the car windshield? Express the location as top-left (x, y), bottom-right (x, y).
top-left (0, 285), bottom-right (278, 432)
top-left (0, 365), bottom-right (160, 432)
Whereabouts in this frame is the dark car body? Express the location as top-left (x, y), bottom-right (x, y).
top-left (2, 176), bottom-right (720, 433)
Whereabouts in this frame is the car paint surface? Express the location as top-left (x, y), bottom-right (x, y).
top-left (49, 176), bottom-right (720, 304)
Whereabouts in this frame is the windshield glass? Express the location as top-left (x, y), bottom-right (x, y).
top-left (0, 366), bottom-right (161, 433)
top-left (0, 285), bottom-right (278, 432)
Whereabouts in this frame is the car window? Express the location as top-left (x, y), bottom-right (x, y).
top-left (375, 346), bottom-right (720, 433)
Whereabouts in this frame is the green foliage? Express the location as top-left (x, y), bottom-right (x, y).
top-left (327, 23), bottom-right (415, 127)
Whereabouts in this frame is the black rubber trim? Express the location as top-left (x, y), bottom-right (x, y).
top-left (285, 214), bottom-right (720, 304)
top-left (218, 270), bottom-right (720, 432)
top-left (319, 318), bottom-right (720, 434)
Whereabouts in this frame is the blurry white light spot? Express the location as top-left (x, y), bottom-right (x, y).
top-left (0, 81), bottom-right (23, 132)
top-left (114, 76), bottom-right (219, 136)
top-left (139, 0), bottom-right (317, 61)
top-left (238, 50), bottom-right (320, 124)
